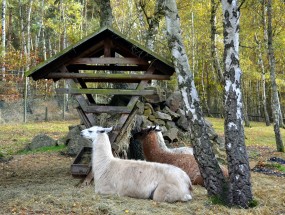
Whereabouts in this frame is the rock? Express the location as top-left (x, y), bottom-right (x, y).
top-left (143, 86), bottom-right (166, 103)
top-left (154, 111), bottom-right (172, 121)
top-left (162, 106), bottom-right (180, 120)
top-left (143, 103), bottom-right (153, 117)
top-left (153, 118), bottom-right (165, 126)
top-left (176, 108), bottom-right (186, 116)
top-left (148, 115), bottom-right (156, 122)
top-left (64, 124), bottom-right (92, 156)
top-left (141, 118), bottom-right (153, 128)
top-left (66, 135), bottom-right (92, 157)
top-left (165, 91), bottom-right (182, 112)
top-left (66, 124), bottom-right (86, 142)
top-left (136, 101), bottom-right (145, 115)
top-left (176, 114), bottom-right (190, 131)
top-left (163, 128), bottom-right (179, 143)
top-left (165, 120), bottom-right (176, 129)
top-left (26, 134), bottom-right (56, 150)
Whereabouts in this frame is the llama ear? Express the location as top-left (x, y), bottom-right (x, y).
top-left (104, 127), bottom-right (113, 133)
top-left (154, 125), bottom-right (161, 132)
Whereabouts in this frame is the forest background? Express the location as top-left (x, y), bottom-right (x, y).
top-left (0, 0), bottom-right (285, 124)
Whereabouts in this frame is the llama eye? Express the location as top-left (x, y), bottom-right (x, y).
top-left (88, 130), bottom-right (92, 133)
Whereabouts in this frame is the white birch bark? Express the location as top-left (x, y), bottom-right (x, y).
top-left (1, 0), bottom-right (6, 81)
top-left (27, 0), bottom-right (33, 64)
top-left (164, 0), bottom-right (227, 199)
top-left (254, 33), bottom-right (270, 126)
top-left (267, 0), bottom-right (284, 152)
top-left (210, 0), bottom-right (223, 83)
top-left (222, 0), bottom-right (253, 207)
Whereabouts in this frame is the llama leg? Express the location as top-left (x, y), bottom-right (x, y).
top-left (152, 184), bottom-right (189, 203)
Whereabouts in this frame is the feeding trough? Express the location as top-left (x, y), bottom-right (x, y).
top-left (71, 146), bottom-right (92, 177)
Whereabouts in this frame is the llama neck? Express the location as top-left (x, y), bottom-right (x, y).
top-left (156, 131), bottom-right (168, 150)
top-left (92, 134), bottom-right (114, 167)
top-left (142, 132), bottom-right (162, 159)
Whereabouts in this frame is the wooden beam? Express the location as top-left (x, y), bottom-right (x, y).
top-left (76, 107), bottom-right (96, 128)
top-left (82, 105), bottom-right (131, 114)
top-left (56, 88), bottom-right (156, 96)
top-left (71, 57), bottom-right (149, 65)
top-left (67, 65), bottom-right (149, 71)
top-left (46, 73), bottom-right (170, 81)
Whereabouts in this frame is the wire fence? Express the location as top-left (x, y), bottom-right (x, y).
top-left (0, 96), bottom-right (79, 124)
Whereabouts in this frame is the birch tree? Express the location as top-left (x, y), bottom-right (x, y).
top-left (210, 0), bottom-right (223, 83)
top-left (267, 0), bottom-right (284, 152)
top-left (1, 0), bottom-right (6, 81)
top-left (222, 0), bottom-right (253, 207)
top-left (163, 0), bottom-right (228, 201)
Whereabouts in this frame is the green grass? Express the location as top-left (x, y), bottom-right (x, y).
top-left (17, 144), bottom-right (67, 155)
top-left (273, 163), bottom-right (285, 173)
top-left (1, 117), bottom-right (285, 156)
top-left (207, 117), bottom-right (285, 148)
top-left (0, 119), bottom-right (79, 156)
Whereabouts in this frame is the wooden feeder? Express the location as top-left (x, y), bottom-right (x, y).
top-left (26, 26), bottom-right (176, 184)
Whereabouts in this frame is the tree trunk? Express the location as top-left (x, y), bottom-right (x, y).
top-left (27, 0), bottom-right (33, 65)
top-left (164, 0), bottom-right (228, 201)
top-left (267, 0), bottom-right (284, 152)
top-left (257, 81), bottom-right (261, 122)
top-left (254, 33), bottom-right (270, 126)
top-left (1, 0), bottom-right (6, 81)
top-left (201, 61), bottom-right (211, 117)
top-left (142, 0), bottom-right (165, 51)
top-left (242, 81), bottom-right (250, 127)
top-left (210, 0), bottom-right (223, 83)
top-left (99, 0), bottom-right (113, 27)
top-left (222, 0), bottom-right (253, 208)
top-left (277, 92), bottom-right (284, 128)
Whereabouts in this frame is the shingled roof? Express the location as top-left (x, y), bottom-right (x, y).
top-left (26, 26), bottom-right (175, 80)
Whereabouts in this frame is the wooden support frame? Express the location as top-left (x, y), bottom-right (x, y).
top-left (26, 27), bottom-right (176, 186)
top-left (71, 57), bottom-right (149, 65)
top-left (56, 88), bottom-right (156, 96)
top-left (46, 73), bottom-right (171, 81)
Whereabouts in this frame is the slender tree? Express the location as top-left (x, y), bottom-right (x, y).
top-left (163, 0), bottom-right (228, 201)
top-left (222, 0), bottom-right (253, 208)
top-left (99, 0), bottom-right (113, 27)
top-left (255, 33), bottom-right (270, 126)
top-left (210, 0), bottom-right (223, 84)
top-left (267, 0), bottom-right (284, 152)
top-left (1, 0), bottom-right (6, 81)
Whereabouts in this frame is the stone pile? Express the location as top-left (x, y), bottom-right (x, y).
top-left (132, 90), bottom-right (227, 163)
top-left (62, 90), bottom-right (227, 163)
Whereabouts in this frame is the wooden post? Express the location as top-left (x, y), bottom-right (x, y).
top-left (23, 77), bottom-right (28, 123)
top-left (45, 106), bottom-right (48, 121)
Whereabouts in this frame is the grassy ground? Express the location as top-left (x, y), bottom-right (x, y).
top-left (0, 118), bottom-right (285, 215)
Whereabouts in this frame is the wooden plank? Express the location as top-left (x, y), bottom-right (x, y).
top-left (109, 68), bottom-right (155, 144)
top-left (72, 57), bottom-right (149, 65)
top-left (81, 170), bottom-right (94, 186)
top-left (112, 107), bottom-right (138, 147)
top-left (56, 88), bottom-right (156, 96)
top-left (46, 73), bottom-right (171, 81)
top-left (67, 65), bottom-right (149, 71)
top-left (76, 107), bottom-right (92, 128)
top-left (65, 79), bottom-right (95, 105)
top-left (83, 105), bottom-right (131, 114)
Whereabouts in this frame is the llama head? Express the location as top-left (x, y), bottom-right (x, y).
top-left (81, 126), bottom-right (113, 141)
top-left (133, 125), bottom-right (159, 148)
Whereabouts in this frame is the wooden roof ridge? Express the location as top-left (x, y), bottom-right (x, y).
top-left (25, 26), bottom-right (174, 80)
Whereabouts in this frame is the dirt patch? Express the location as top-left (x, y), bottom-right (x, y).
top-left (1, 149), bottom-right (285, 215)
